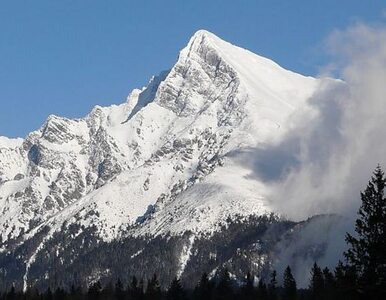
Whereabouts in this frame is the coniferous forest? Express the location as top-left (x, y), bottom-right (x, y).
top-left (1, 166), bottom-right (385, 300)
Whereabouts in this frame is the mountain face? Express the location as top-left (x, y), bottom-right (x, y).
top-left (0, 30), bottom-right (342, 290)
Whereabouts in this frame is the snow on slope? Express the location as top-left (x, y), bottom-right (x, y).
top-left (0, 30), bottom-right (323, 243)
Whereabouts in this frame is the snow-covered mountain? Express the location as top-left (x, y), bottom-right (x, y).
top-left (0, 30), bottom-right (321, 241)
top-left (0, 30), bottom-right (342, 290)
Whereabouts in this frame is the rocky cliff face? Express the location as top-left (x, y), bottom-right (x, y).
top-left (0, 30), bottom-right (341, 290)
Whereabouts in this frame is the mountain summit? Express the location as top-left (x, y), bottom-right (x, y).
top-left (0, 30), bottom-right (339, 290)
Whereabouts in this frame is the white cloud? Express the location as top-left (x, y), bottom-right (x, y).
top-left (239, 23), bottom-right (386, 284)
top-left (260, 22), bottom-right (386, 221)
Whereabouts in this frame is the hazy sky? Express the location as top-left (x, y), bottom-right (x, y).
top-left (0, 1), bottom-right (385, 137)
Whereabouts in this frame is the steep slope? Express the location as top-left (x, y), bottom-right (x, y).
top-left (0, 30), bottom-right (348, 291)
top-left (0, 30), bottom-right (321, 246)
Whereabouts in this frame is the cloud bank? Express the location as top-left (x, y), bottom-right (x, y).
top-left (255, 22), bottom-right (386, 221)
top-left (237, 23), bottom-right (386, 284)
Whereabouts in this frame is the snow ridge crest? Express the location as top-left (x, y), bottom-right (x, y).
top-left (0, 29), bottom-right (321, 244)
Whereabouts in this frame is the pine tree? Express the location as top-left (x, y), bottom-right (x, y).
top-left (309, 263), bottom-right (324, 300)
top-left (257, 278), bottom-right (268, 300)
top-left (267, 270), bottom-right (278, 300)
top-left (69, 284), bottom-right (83, 300)
top-left (322, 267), bottom-right (335, 300)
top-left (193, 273), bottom-right (213, 300)
top-left (129, 276), bottom-right (141, 300)
top-left (166, 277), bottom-right (186, 300)
top-left (115, 278), bottom-right (125, 300)
top-left (345, 165), bottom-right (386, 298)
top-left (25, 287), bottom-right (40, 300)
top-left (240, 272), bottom-right (255, 300)
top-left (214, 268), bottom-right (233, 300)
top-left (334, 261), bottom-right (359, 300)
top-left (282, 266), bottom-right (297, 300)
top-left (53, 287), bottom-right (67, 300)
top-left (88, 281), bottom-right (102, 300)
top-left (101, 281), bottom-right (114, 300)
top-left (6, 286), bottom-right (16, 300)
top-left (138, 279), bottom-right (145, 300)
top-left (44, 287), bottom-right (53, 300)
top-left (145, 274), bottom-right (162, 300)
top-left (128, 278), bottom-right (145, 300)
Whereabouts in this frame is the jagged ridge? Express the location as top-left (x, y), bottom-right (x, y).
top-left (0, 30), bottom-right (319, 243)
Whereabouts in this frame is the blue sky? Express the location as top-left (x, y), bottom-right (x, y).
top-left (1, 0), bottom-right (385, 138)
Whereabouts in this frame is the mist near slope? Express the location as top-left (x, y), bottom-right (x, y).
top-left (246, 22), bottom-right (386, 220)
top-left (231, 23), bottom-right (386, 284)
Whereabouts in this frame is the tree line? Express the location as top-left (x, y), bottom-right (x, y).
top-left (1, 165), bottom-right (386, 300)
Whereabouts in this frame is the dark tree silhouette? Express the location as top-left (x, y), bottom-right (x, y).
top-left (267, 270), bottom-right (278, 300)
top-left (166, 277), bottom-right (186, 300)
top-left (69, 284), bottom-right (83, 300)
top-left (282, 266), bottom-right (297, 300)
top-left (309, 263), bottom-right (324, 300)
top-left (214, 268), bottom-right (233, 300)
top-left (257, 278), bottom-right (268, 300)
top-left (322, 267), bottom-right (335, 299)
top-left (193, 273), bottom-right (213, 300)
top-left (115, 279), bottom-right (125, 300)
top-left (145, 274), bottom-right (161, 300)
top-left (101, 282), bottom-right (114, 300)
top-left (334, 261), bottom-right (358, 300)
top-left (88, 281), bottom-right (102, 300)
top-left (44, 287), bottom-right (53, 300)
top-left (129, 276), bottom-right (144, 300)
top-left (240, 272), bottom-right (255, 300)
top-left (345, 165), bottom-right (386, 299)
top-left (53, 287), bottom-right (67, 300)
top-left (6, 286), bottom-right (16, 300)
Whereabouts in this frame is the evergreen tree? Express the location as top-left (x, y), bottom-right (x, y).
top-left (334, 261), bottom-right (346, 297)
top-left (309, 263), bottom-right (324, 300)
top-left (44, 288), bottom-right (53, 300)
top-left (345, 165), bottom-right (386, 298)
top-left (267, 270), bottom-right (278, 300)
top-left (145, 274), bottom-right (161, 300)
top-left (128, 276), bottom-right (140, 300)
top-left (240, 272), bottom-right (255, 300)
top-left (334, 261), bottom-right (359, 300)
top-left (53, 287), bottom-right (67, 300)
top-left (101, 282), bottom-right (114, 300)
top-left (193, 273), bottom-right (213, 300)
top-left (257, 278), bottom-right (268, 300)
top-left (88, 281), bottom-right (102, 300)
top-left (214, 268), bottom-right (233, 300)
top-left (69, 284), bottom-right (83, 300)
top-left (24, 287), bottom-right (40, 300)
top-left (6, 286), bottom-right (16, 300)
top-left (322, 267), bottom-right (335, 300)
top-left (137, 279), bottom-right (145, 300)
top-left (166, 278), bottom-right (186, 300)
top-left (282, 266), bottom-right (297, 300)
top-left (115, 278), bottom-right (125, 300)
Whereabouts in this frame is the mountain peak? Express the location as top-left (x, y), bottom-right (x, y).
top-left (0, 29), bottom-right (343, 291)
top-left (0, 29), bottom-right (321, 246)
top-left (183, 29), bottom-right (226, 57)
top-left (160, 29), bottom-right (317, 121)
top-left (189, 29), bottom-right (219, 42)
